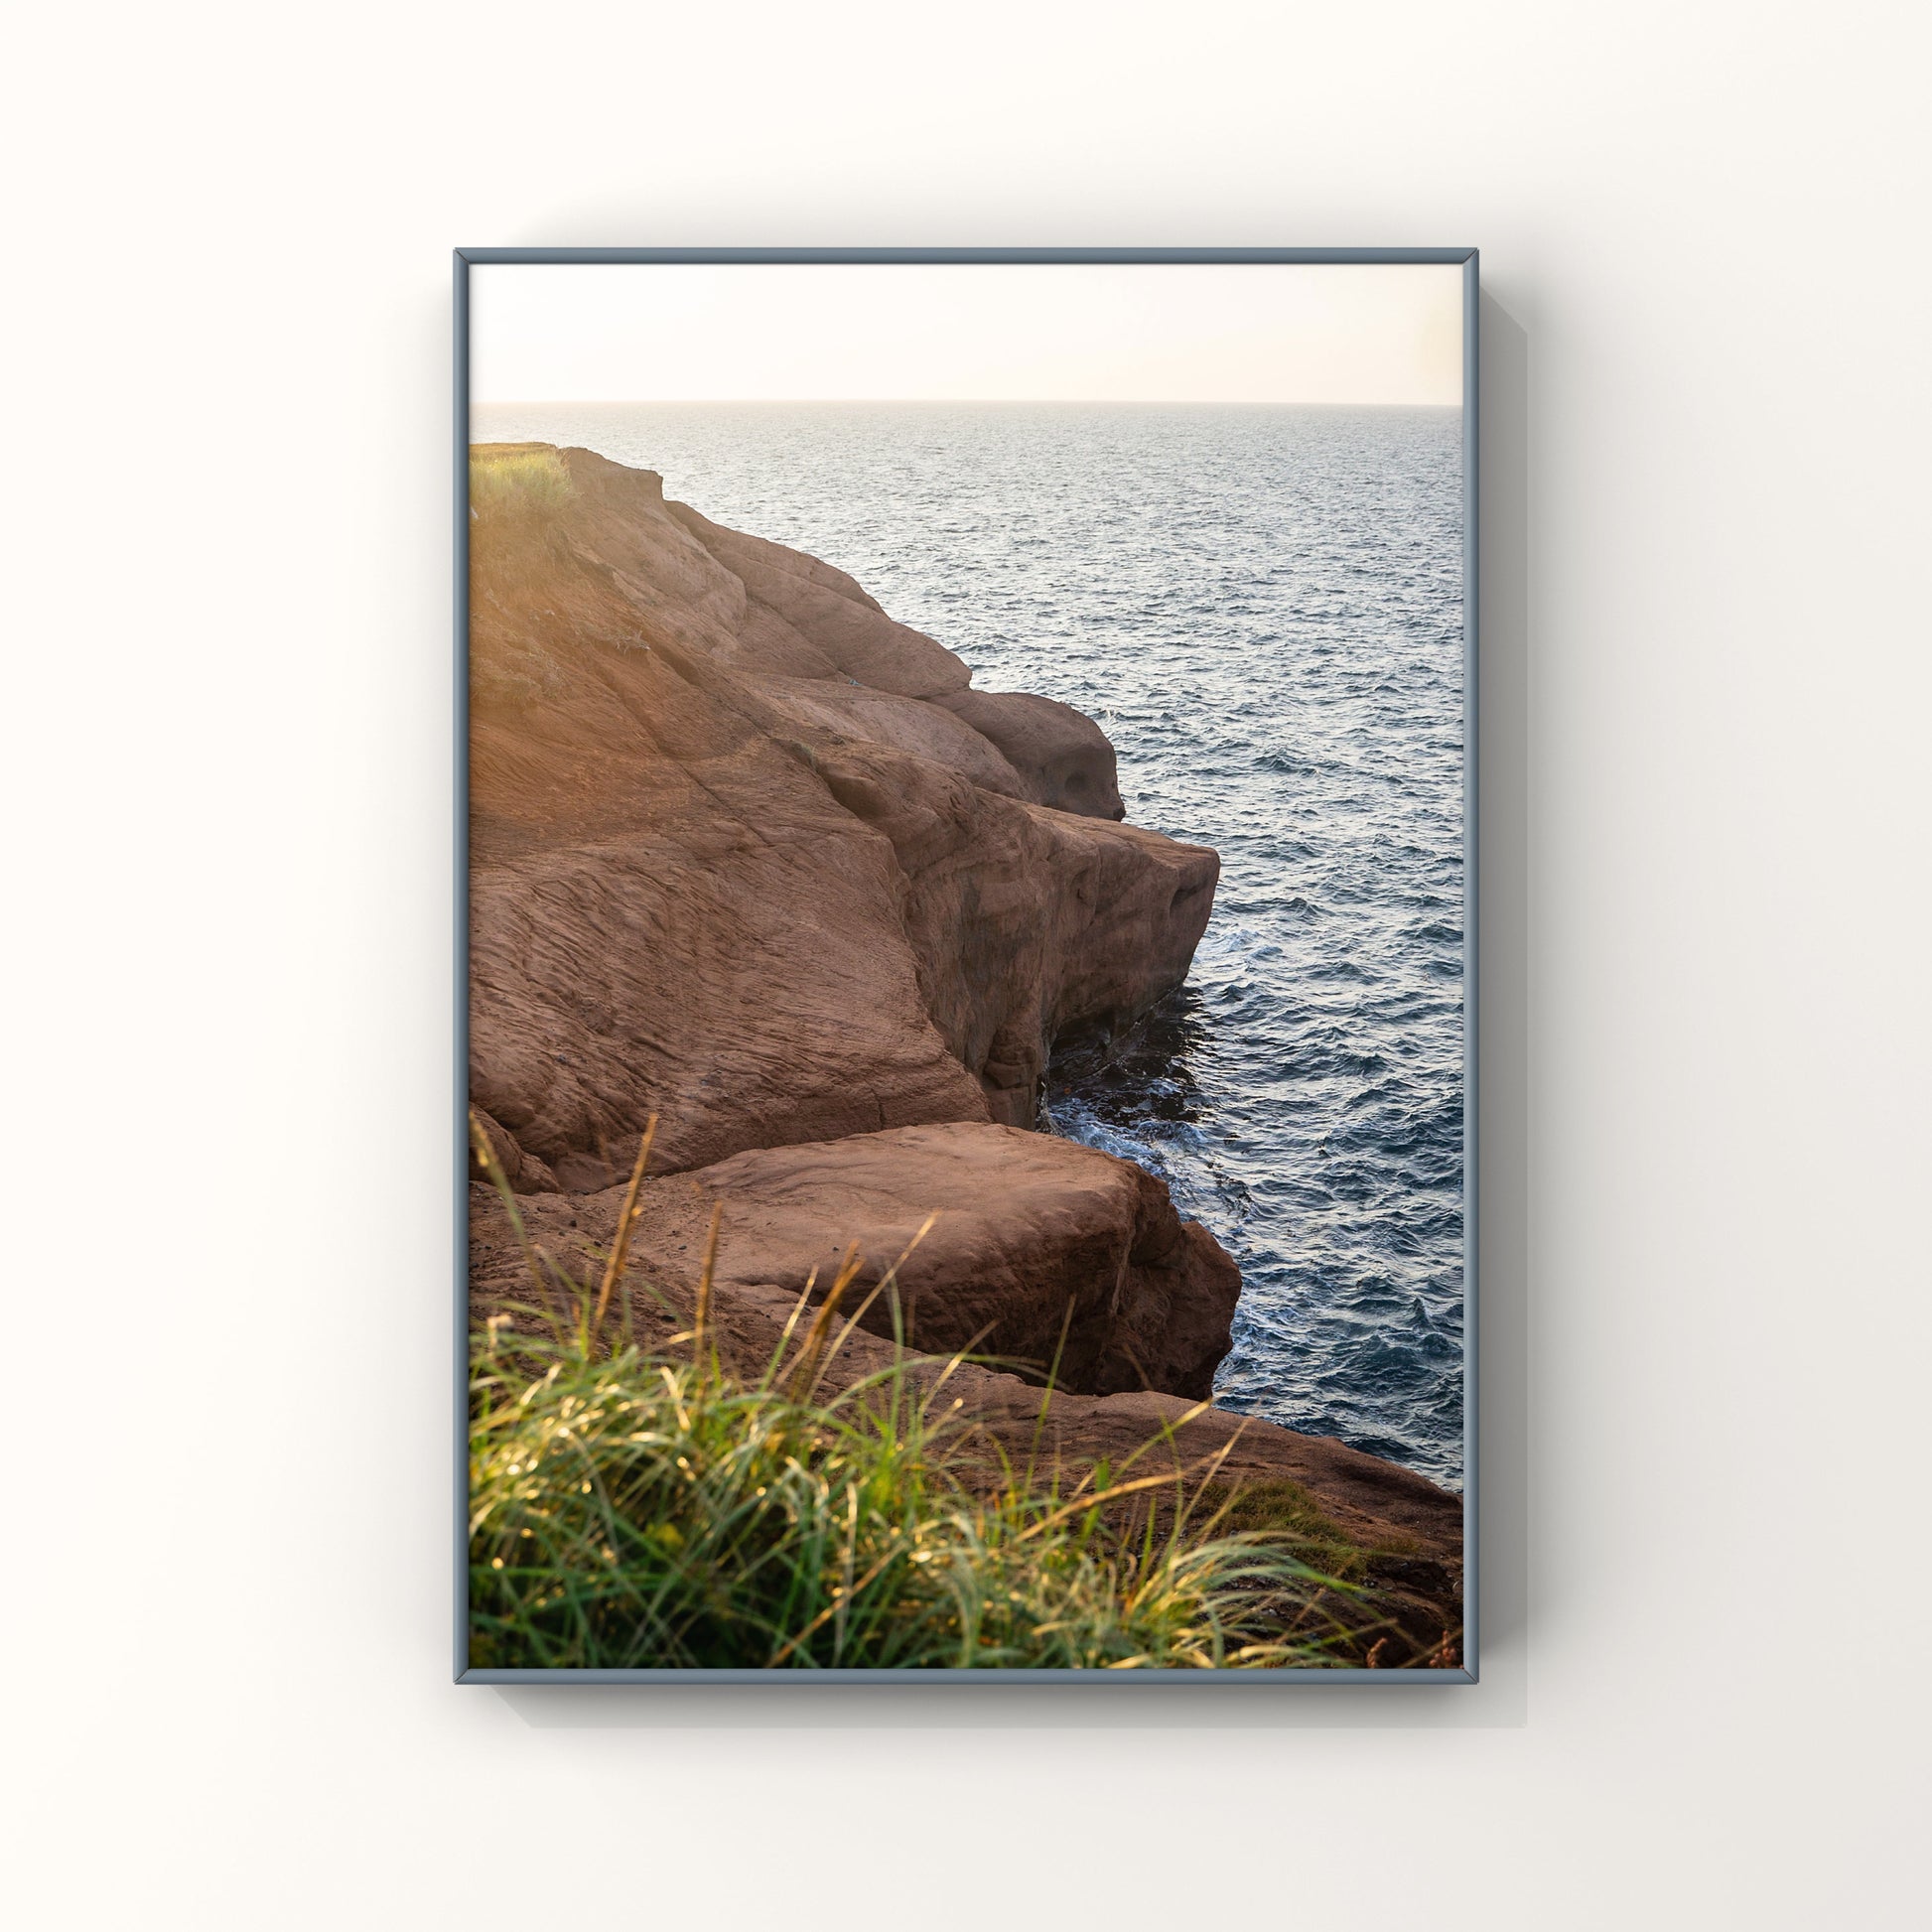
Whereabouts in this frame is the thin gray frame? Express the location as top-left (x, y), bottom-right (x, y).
top-left (452, 246), bottom-right (1480, 1685)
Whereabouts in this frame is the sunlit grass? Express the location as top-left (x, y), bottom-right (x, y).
top-left (470, 446), bottom-right (576, 520)
top-left (467, 1114), bottom-right (1369, 1671)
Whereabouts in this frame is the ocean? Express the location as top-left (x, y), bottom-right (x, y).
top-left (473, 400), bottom-right (1467, 1486)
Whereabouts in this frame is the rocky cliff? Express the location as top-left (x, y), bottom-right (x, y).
top-left (467, 444), bottom-right (1460, 1654)
top-left (471, 447), bottom-right (1214, 1179)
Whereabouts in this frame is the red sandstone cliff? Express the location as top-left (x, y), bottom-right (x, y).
top-left (470, 445), bottom-right (1215, 1185)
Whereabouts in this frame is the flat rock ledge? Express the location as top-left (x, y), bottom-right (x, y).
top-left (501, 1121), bottom-right (1240, 1401)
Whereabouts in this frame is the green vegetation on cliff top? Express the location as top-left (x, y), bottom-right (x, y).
top-left (470, 446), bottom-right (576, 520)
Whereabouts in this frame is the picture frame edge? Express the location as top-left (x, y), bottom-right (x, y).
top-left (450, 245), bottom-right (1482, 1689)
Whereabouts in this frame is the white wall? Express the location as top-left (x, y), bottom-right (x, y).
top-left (4, 3), bottom-right (1926, 1925)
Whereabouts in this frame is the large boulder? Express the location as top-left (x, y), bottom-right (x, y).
top-left (593, 1121), bottom-right (1242, 1399)
top-left (936, 688), bottom-right (1127, 820)
top-left (756, 675), bottom-right (1034, 800)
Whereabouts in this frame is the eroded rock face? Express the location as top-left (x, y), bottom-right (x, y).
top-left (470, 818), bottom-right (995, 1186)
top-left (469, 443), bottom-right (1218, 1174)
top-left (468, 445), bottom-right (1238, 1407)
top-left (811, 739), bottom-right (1215, 1125)
top-left (665, 496), bottom-right (970, 698)
top-left (757, 676), bottom-right (1034, 800)
top-left (936, 688), bottom-right (1127, 820)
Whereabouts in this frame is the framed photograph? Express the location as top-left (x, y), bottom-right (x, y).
top-left (456, 248), bottom-right (1477, 1682)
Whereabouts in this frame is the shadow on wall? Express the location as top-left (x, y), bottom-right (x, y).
top-left (486, 288), bottom-right (1534, 1733)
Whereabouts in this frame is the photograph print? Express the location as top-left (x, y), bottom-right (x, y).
top-left (461, 252), bottom-right (1474, 1678)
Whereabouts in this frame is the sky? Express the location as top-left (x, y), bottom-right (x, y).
top-left (470, 262), bottom-right (1464, 406)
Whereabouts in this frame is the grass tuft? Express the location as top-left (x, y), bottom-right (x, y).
top-left (470, 1338), bottom-right (1370, 1671)
top-left (471, 447), bottom-right (577, 521)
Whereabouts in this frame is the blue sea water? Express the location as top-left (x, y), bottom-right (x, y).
top-left (474, 401), bottom-right (1467, 1486)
